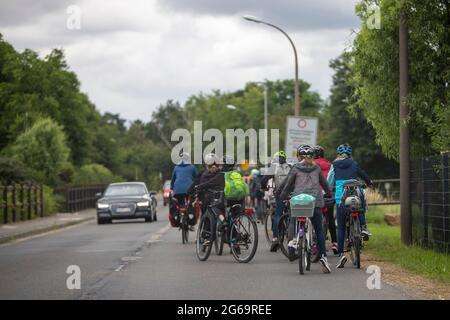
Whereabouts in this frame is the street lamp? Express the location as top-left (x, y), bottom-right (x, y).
top-left (243, 15), bottom-right (300, 116)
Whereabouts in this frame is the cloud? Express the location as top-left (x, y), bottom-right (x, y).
top-left (0, 0), bottom-right (361, 121)
top-left (159, 0), bottom-right (360, 31)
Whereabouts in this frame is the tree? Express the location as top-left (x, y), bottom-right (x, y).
top-left (10, 118), bottom-right (70, 186)
top-left (351, 0), bottom-right (450, 159)
top-left (320, 53), bottom-right (399, 178)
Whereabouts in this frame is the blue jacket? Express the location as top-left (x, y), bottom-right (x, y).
top-left (327, 158), bottom-right (371, 205)
top-left (171, 161), bottom-right (197, 195)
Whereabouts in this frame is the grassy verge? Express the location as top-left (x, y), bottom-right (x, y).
top-left (365, 205), bottom-right (449, 284)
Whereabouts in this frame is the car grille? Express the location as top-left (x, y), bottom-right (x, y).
top-left (111, 203), bottom-right (136, 215)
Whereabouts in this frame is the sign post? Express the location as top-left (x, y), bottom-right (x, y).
top-left (285, 116), bottom-right (319, 163)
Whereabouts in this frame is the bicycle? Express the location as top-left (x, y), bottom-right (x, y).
top-left (173, 195), bottom-right (199, 244)
top-left (285, 195), bottom-right (316, 275)
top-left (341, 180), bottom-right (367, 269)
top-left (196, 191), bottom-right (258, 263)
top-left (278, 200), bottom-right (320, 270)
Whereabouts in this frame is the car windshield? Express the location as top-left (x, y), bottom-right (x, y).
top-left (163, 181), bottom-right (171, 189)
top-left (104, 184), bottom-right (147, 196)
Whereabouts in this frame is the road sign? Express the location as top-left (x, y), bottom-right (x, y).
top-left (285, 116), bottom-right (319, 161)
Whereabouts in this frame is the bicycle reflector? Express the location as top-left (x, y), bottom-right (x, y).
top-left (244, 208), bottom-right (254, 214)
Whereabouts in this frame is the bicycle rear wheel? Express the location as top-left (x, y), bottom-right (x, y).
top-left (182, 216), bottom-right (189, 244)
top-left (298, 237), bottom-right (305, 275)
top-left (230, 214), bottom-right (258, 263)
top-left (214, 226), bottom-right (225, 256)
top-left (279, 214), bottom-right (299, 260)
top-left (196, 212), bottom-right (214, 261)
top-left (350, 218), bottom-right (361, 268)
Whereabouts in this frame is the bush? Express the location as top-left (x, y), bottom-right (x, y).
top-left (0, 157), bottom-right (31, 184)
top-left (10, 118), bottom-right (70, 186)
top-left (73, 164), bottom-right (123, 185)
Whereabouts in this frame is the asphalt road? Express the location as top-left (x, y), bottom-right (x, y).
top-left (0, 199), bottom-right (416, 300)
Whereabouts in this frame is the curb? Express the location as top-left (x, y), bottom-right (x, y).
top-left (0, 216), bottom-right (95, 245)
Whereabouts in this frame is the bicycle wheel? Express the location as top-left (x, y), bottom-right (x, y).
top-left (298, 236), bottom-right (304, 275)
top-left (230, 214), bottom-right (258, 263)
top-left (214, 226), bottom-right (225, 256)
top-left (182, 216), bottom-right (189, 244)
top-left (279, 214), bottom-right (299, 260)
top-left (305, 225), bottom-right (312, 271)
top-left (350, 217), bottom-right (361, 268)
top-left (196, 212), bottom-right (214, 261)
top-left (264, 211), bottom-right (274, 246)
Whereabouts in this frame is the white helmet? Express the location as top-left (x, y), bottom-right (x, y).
top-left (204, 153), bottom-right (219, 165)
top-left (344, 196), bottom-right (362, 212)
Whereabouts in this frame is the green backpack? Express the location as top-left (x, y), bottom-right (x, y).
top-left (224, 171), bottom-right (248, 200)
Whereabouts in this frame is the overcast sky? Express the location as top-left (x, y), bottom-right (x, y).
top-left (0, 0), bottom-right (361, 121)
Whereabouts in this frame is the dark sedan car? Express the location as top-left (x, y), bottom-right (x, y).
top-left (96, 182), bottom-right (157, 224)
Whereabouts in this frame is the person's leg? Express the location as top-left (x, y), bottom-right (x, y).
top-left (310, 207), bottom-right (326, 257)
top-left (272, 198), bottom-right (284, 239)
top-left (327, 205), bottom-right (337, 243)
top-left (336, 204), bottom-right (346, 254)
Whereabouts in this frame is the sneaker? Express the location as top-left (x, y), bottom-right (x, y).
top-left (189, 226), bottom-right (195, 232)
top-left (233, 245), bottom-right (241, 255)
top-left (270, 239), bottom-right (280, 252)
top-left (336, 254), bottom-right (348, 269)
top-left (288, 239), bottom-right (298, 249)
top-left (319, 256), bottom-right (331, 274)
top-left (362, 226), bottom-right (372, 241)
top-left (332, 243), bottom-right (338, 255)
top-left (288, 247), bottom-right (296, 262)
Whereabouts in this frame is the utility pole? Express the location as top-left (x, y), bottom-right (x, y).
top-left (399, 12), bottom-right (412, 245)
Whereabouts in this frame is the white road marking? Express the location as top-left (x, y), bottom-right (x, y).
top-left (1, 225), bottom-right (18, 229)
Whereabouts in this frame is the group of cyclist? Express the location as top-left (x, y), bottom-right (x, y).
top-left (169, 142), bottom-right (373, 274)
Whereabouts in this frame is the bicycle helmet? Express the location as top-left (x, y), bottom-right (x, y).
top-left (272, 151), bottom-right (287, 164)
top-left (313, 145), bottom-right (324, 159)
top-left (251, 168), bottom-right (260, 176)
top-left (344, 195), bottom-right (362, 212)
top-left (297, 144), bottom-right (314, 157)
top-left (222, 155), bottom-right (235, 172)
top-left (337, 143), bottom-right (352, 156)
top-left (204, 153), bottom-right (219, 165)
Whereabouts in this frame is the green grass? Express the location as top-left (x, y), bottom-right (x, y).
top-left (365, 205), bottom-right (450, 284)
top-left (366, 204), bottom-right (400, 224)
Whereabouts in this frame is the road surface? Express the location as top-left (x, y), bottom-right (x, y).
top-left (0, 200), bottom-right (416, 300)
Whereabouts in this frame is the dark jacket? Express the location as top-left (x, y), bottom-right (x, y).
top-left (170, 161), bottom-right (197, 195)
top-left (192, 169), bottom-right (225, 209)
top-left (279, 161), bottom-right (331, 207)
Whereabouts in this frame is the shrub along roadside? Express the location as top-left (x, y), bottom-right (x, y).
top-left (365, 205), bottom-right (449, 284)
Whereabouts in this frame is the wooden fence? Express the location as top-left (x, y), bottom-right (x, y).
top-left (0, 183), bottom-right (44, 224)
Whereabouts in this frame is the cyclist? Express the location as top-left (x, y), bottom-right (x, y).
top-left (313, 145), bottom-right (338, 254)
top-left (260, 151), bottom-right (292, 252)
top-left (249, 168), bottom-right (264, 222)
top-left (278, 145), bottom-right (332, 273)
top-left (169, 152), bottom-right (197, 228)
top-left (327, 143), bottom-right (373, 268)
top-left (190, 153), bottom-right (226, 230)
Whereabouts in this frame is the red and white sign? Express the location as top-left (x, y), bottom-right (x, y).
top-left (285, 116), bottom-right (319, 161)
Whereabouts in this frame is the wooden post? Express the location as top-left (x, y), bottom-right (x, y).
top-left (40, 186), bottom-right (44, 217)
top-left (20, 184), bottom-right (24, 221)
top-left (400, 12), bottom-right (412, 245)
top-left (12, 184), bottom-right (17, 223)
top-left (27, 183), bottom-right (32, 220)
top-left (34, 185), bottom-right (38, 218)
top-left (2, 184), bottom-right (7, 224)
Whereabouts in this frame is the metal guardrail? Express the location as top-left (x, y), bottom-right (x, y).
top-left (54, 185), bottom-right (106, 213)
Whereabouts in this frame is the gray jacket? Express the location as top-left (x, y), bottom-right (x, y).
top-left (278, 161), bottom-right (331, 208)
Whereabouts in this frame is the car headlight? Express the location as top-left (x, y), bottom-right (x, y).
top-left (137, 201), bottom-right (150, 207)
top-left (97, 203), bottom-right (109, 209)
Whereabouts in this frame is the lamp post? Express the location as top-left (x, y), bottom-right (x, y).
top-left (243, 15), bottom-right (300, 116)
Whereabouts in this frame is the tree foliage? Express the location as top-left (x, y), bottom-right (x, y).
top-left (351, 0), bottom-right (450, 159)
